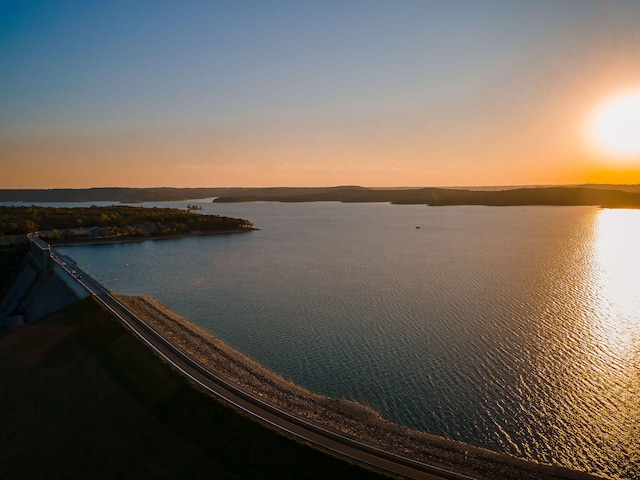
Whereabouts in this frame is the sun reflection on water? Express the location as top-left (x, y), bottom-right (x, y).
top-left (576, 208), bottom-right (640, 476)
top-left (544, 207), bottom-right (640, 476)
top-left (592, 209), bottom-right (640, 359)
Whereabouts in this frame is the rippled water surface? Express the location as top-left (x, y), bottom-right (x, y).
top-left (57, 202), bottom-right (640, 478)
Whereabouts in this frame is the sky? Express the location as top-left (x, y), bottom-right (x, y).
top-left (1, 0), bottom-right (640, 189)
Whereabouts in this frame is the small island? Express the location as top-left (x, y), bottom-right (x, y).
top-left (0, 205), bottom-right (254, 245)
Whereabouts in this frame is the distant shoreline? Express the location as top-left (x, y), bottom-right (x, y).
top-left (2, 184), bottom-right (640, 205)
top-left (211, 186), bottom-right (640, 208)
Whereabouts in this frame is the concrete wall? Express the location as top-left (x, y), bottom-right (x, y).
top-left (0, 261), bottom-right (37, 320)
top-left (1, 236), bottom-right (90, 332)
top-left (51, 263), bottom-right (90, 301)
top-left (22, 269), bottom-right (87, 322)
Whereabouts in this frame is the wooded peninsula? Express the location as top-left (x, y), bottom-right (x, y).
top-left (0, 205), bottom-right (253, 239)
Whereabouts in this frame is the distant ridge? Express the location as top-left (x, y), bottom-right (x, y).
top-left (2, 185), bottom-right (640, 208)
top-left (212, 185), bottom-right (640, 208)
top-left (0, 187), bottom-right (232, 203)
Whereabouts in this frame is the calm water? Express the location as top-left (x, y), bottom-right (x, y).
top-left (57, 201), bottom-right (640, 479)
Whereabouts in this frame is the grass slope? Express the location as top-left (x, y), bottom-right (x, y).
top-left (0, 297), bottom-right (388, 480)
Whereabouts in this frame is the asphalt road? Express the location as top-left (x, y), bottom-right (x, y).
top-left (48, 246), bottom-right (473, 480)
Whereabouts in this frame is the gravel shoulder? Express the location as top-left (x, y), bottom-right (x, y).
top-left (114, 294), bottom-right (603, 480)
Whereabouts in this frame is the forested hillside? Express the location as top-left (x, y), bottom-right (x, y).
top-left (0, 206), bottom-right (253, 237)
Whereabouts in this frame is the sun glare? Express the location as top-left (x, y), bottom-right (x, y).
top-left (591, 209), bottom-right (640, 358)
top-left (590, 90), bottom-right (640, 158)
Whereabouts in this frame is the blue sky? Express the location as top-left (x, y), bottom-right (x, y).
top-left (2, 1), bottom-right (640, 187)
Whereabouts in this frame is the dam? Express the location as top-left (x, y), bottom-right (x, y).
top-left (0, 234), bottom-right (89, 332)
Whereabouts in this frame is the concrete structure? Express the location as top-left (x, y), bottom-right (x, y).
top-left (0, 234), bottom-right (89, 333)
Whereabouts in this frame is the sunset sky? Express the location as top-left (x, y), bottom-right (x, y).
top-left (2, 0), bottom-right (640, 188)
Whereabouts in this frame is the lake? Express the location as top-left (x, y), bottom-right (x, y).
top-left (56, 200), bottom-right (640, 479)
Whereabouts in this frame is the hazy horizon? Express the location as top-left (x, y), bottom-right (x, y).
top-left (2, 182), bottom-right (640, 191)
top-left (2, 1), bottom-right (640, 189)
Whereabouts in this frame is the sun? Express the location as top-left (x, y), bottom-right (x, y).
top-left (590, 90), bottom-right (640, 158)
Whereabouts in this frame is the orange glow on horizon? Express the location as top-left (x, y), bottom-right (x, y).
top-left (5, 82), bottom-right (640, 189)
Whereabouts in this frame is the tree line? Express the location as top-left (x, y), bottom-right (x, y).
top-left (0, 205), bottom-right (253, 237)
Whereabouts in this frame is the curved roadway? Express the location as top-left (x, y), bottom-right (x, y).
top-left (49, 248), bottom-right (475, 480)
